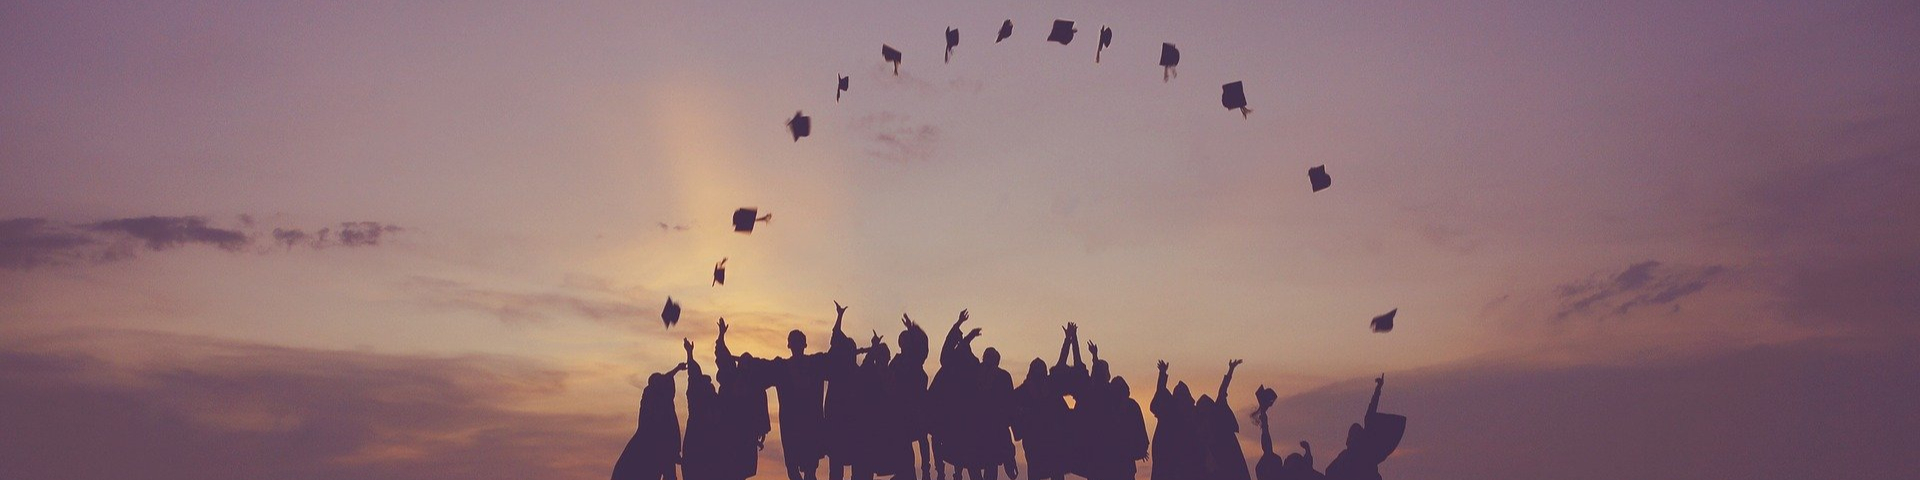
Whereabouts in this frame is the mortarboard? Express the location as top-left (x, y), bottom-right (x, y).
top-left (713, 258), bottom-right (727, 286)
top-left (1047, 20), bottom-right (1077, 45)
top-left (732, 208), bottom-right (771, 233)
top-left (662, 297), bottom-right (681, 328)
top-left (1309, 165), bottom-right (1332, 192)
top-left (946, 27), bottom-right (959, 63)
top-left (1097, 26), bottom-right (1112, 63)
top-left (1160, 43), bottom-right (1180, 81)
top-left (997, 20), bottom-right (1013, 43)
top-left (1371, 308), bottom-right (1396, 333)
top-left (1222, 81), bottom-right (1251, 118)
top-left (881, 44), bottom-right (902, 75)
top-left (837, 75), bottom-right (848, 102)
top-left (786, 111), bottom-right (810, 141)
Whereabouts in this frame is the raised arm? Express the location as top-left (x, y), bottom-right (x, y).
top-left (1260, 410), bottom-right (1274, 456)
top-left (1089, 341), bottom-right (1100, 365)
top-left (1068, 323), bottom-right (1083, 368)
top-left (1156, 360), bottom-right (1170, 395)
top-left (832, 301), bottom-right (851, 342)
top-left (1367, 374), bottom-right (1385, 418)
top-left (1300, 441), bottom-right (1314, 469)
top-left (1055, 325), bottom-right (1073, 368)
top-left (684, 339), bottom-right (700, 376)
top-left (666, 362), bottom-right (688, 377)
top-left (1218, 359), bottom-right (1242, 401)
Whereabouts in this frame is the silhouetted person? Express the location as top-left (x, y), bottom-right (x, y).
top-left (927, 310), bottom-right (980, 480)
top-left (1325, 375), bottom-right (1404, 480)
top-left (1013, 358), bottom-right (1067, 480)
top-left (613, 361), bottom-right (687, 480)
top-left (893, 315), bottom-right (935, 480)
top-left (853, 337), bottom-right (913, 480)
top-left (716, 319), bottom-right (772, 480)
top-left (684, 339), bottom-right (728, 480)
top-left (768, 304), bottom-right (849, 480)
top-left (969, 347), bottom-right (1018, 480)
top-left (1151, 361), bottom-right (1200, 480)
top-left (1198, 360), bottom-right (1250, 480)
top-left (1253, 386), bottom-right (1282, 480)
top-left (826, 305), bottom-right (866, 480)
top-left (1087, 376), bottom-right (1148, 480)
top-left (1284, 443), bottom-right (1324, 480)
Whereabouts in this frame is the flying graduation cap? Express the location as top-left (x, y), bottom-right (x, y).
top-left (712, 258), bottom-right (727, 286)
top-left (662, 297), bottom-right (682, 328)
top-left (946, 27), bottom-right (959, 63)
top-left (786, 111), bottom-right (810, 141)
top-left (732, 208), bottom-right (772, 233)
top-left (1096, 26), bottom-right (1112, 63)
top-left (881, 44), bottom-right (902, 75)
top-left (997, 20), bottom-right (1013, 43)
top-left (1309, 165), bottom-right (1332, 192)
top-left (1371, 308), bottom-right (1397, 333)
top-left (1221, 81), bottom-right (1251, 118)
top-left (1160, 43), bottom-right (1180, 81)
top-left (837, 75), bottom-right (848, 102)
top-left (1047, 20), bottom-right (1077, 45)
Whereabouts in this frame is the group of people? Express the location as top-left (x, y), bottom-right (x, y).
top-left (613, 306), bottom-right (1406, 480)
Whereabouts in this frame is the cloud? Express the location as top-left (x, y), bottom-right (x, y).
top-left (850, 112), bottom-right (942, 163)
top-left (1552, 261), bottom-right (1726, 320)
top-left (0, 329), bottom-right (624, 480)
top-left (0, 218), bottom-right (98, 270)
top-left (1259, 337), bottom-right (1920, 480)
top-left (0, 216), bottom-right (403, 270)
top-left (402, 276), bottom-right (652, 325)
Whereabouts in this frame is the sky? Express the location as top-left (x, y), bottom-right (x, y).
top-left (2, 1), bottom-right (1917, 478)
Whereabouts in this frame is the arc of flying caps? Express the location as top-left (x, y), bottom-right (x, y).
top-left (732, 208), bottom-right (772, 233)
top-left (786, 111), bottom-right (810, 141)
top-left (1221, 81), bottom-right (1251, 118)
top-left (1047, 19), bottom-right (1076, 45)
top-left (945, 27), bottom-right (958, 64)
top-left (1309, 165), bottom-right (1332, 192)
top-left (1096, 26), bottom-right (1112, 63)
top-left (662, 297), bottom-right (682, 328)
top-left (997, 20), bottom-right (1012, 43)
top-left (837, 75), bottom-right (848, 102)
top-left (1159, 43), bottom-right (1180, 81)
top-left (712, 258), bottom-right (727, 286)
top-left (1371, 308), bottom-right (1397, 333)
top-left (881, 44), bottom-right (902, 75)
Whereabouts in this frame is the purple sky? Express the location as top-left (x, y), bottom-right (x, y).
top-left (3, 1), bottom-right (1918, 478)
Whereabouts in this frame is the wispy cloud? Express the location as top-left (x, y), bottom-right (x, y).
top-left (1552, 261), bottom-right (1726, 320)
top-left (0, 216), bottom-right (403, 270)
top-left (850, 112), bottom-right (942, 163)
top-left (402, 276), bottom-right (651, 326)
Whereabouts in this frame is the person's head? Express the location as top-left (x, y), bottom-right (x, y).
top-left (1197, 394), bottom-right (1214, 410)
top-left (1110, 376), bottom-right (1130, 397)
top-left (787, 330), bottom-right (807, 354)
top-left (1091, 359), bottom-right (1111, 385)
top-left (1345, 423), bottom-right (1366, 449)
top-left (1027, 359), bottom-right (1048, 382)
top-left (867, 343), bottom-right (892, 366)
top-left (1174, 381), bottom-right (1194, 405)
top-left (1283, 453), bottom-right (1305, 469)
top-left (982, 347), bottom-right (1001, 368)
top-left (898, 324), bottom-right (929, 361)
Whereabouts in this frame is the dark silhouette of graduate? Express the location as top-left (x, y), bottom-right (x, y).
top-left (826, 304), bottom-right (867, 480)
top-left (1198, 360), bottom-right (1251, 480)
top-left (1325, 376), bottom-right (1405, 480)
top-left (715, 319), bottom-right (773, 480)
top-left (893, 315), bottom-right (935, 480)
top-left (1086, 373), bottom-right (1149, 480)
top-left (970, 347), bottom-right (1019, 480)
top-left (765, 304), bottom-right (851, 480)
top-left (927, 310), bottom-right (981, 480)
top-left (613, 361), bottom-right (687, 480)
top-left (1253, 386), bottom-right (1283, 480)
top-left (683, 339), bottom-right (728, 480)
top-left (1013, 357), bottom-right (1067, 480)
top-left (1152, 361), bottom-right (1201, 480)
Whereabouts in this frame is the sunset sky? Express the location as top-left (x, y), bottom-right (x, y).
top-left (3, 1), bottom-right (1917, 479)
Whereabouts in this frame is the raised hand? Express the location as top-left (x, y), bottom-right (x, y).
top-left (1229, 359), bottom-right (1244, 371)
top-left (684, 338), bottom-right (695, 354)
top-left (717, 318), bottom-right (729, 335)
top-left (835, 301), bottom-right (850, 318)
top-left (958, 309), bottom-right (970, 324)
top-left (1300, 441), bottom-right (1311, 451)
top-left (901, 313), bottom-right (914, 328)
top-left (1157, 360), bottom-right (1169, 372)
top-left (965, 327), bottom-right (983, 340)
top-left (870, 331), bottom-right (883, 347)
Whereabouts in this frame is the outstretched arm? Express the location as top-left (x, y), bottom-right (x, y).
top-left (684, 339), bottom-right (700, 376)
top-left (1089, 342), bottom-right (1100, 365)
top-left (832, 302), bottom-right (851, 342)
top-left (666, 362), bottom-right (688, 377)
top-left (1156, 360), bottom-right (1170, 394)
top-left (1055, 325), bottom-right (1073, 368)
top-left (1068, 323), bottom-right (1083, 368)
top-left (1367, 374), bottom-right (1385, 418)
top-left (1260, 411), bottom-right (1274, 456)
top-left (1218, 359), bottom-right (1242, 401)
top-left (1300, 441), bottom-right (1314, 469)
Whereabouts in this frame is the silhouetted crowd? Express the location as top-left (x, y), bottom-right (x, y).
top-left (614, 307), bottom-right (1406, 480)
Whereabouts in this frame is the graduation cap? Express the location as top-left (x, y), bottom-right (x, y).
top-left (1309, 165), bottom-right (1332, 192)
top-left (881, 44), bottom-right (902, 75)
top-left (1047, 20), bottom-right (1077, 45)
top-left (837, 75), bottom-right (848, 102)
top-left (786, 111), bottom-right (810, 141)
top-left (1096, 26), bottom-right (1112, 63)
top-left (1221, 81), bottom-right (1251, 118)
top-left (997, 20), bottom-right (1013, 43)
top-left (662, 297), bottom-right (682, 328)
top-left (1370, 308), bottom-right (1397, 333)
top-left (1160, 43), bottom-right (1180, 81)
top-left (712, 258), bottom-right (727, 286)
top-left (945, 27), bottom-right (959, 63)
top-left (732, 208), bottom-right (772, 233)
